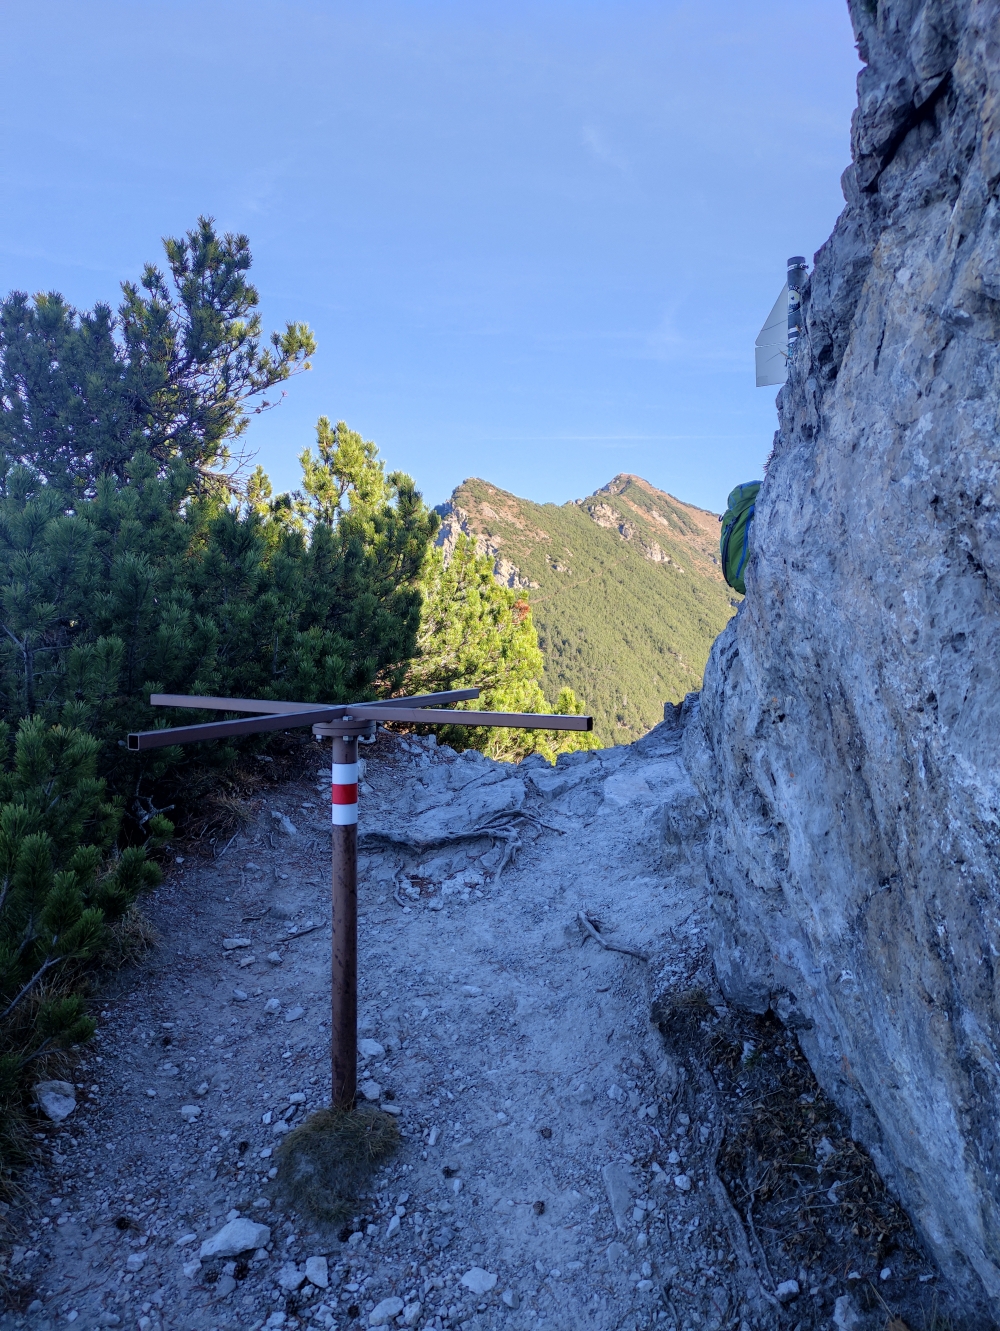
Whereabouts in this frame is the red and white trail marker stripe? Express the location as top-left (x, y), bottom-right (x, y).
top-left (331, 760), bottom-right (359, 825)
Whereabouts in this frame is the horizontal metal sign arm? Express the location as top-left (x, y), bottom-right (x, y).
top-left (129, 694), bottom-right (591, 751)
top-left (129, 705), bottom-right (591, 749)
top-left (337, 707), bottom-right (593, 730)
top-left (147, 688), bottom-right (481, 716)
top-left (127, 707), bottom-right (342, 751)
top-left (368, 689), bottom-right (480, 710)
top-left (150, 693), bottom-right (346, 717)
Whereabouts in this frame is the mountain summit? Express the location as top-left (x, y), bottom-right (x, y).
top-left (435, 473), bottom-right (736, 743)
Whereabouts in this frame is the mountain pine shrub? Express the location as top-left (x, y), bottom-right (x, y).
top-left (0, 716), bottom-right (167, 1168)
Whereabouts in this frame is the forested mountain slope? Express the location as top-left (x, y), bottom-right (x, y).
top-left (435, 474), bottom-right (736, 743)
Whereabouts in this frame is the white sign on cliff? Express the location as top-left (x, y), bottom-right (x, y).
top-left (755, 283), bottom-right (789, 387)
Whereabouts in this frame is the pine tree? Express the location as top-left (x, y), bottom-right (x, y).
top-left (0, 218), bottom-right (315, 497)
top-left (407, 536), bottom-right (598, 762)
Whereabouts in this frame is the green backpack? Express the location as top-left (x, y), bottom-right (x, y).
top-left (720, 481), bottom-right (761, 595)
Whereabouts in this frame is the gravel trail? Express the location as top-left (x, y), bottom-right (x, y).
top-left (0, 721), bottom-right (765, 1331)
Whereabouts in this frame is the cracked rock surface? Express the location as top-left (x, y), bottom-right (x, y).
top-left (686, 0), bottom-right (1000, 1321)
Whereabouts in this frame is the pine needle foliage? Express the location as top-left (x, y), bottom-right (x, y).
top-left (0, 223), bottom-right (443, 1175)
top-left (274, 1106), bottom-right (400, 1225)
top-left (0, 717), bottom-right (165, 1167)
top-left (0, 216), bottom-right (315, 497)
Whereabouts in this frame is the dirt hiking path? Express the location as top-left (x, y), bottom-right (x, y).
top-left (0, 724), bottom-right (944, 1331)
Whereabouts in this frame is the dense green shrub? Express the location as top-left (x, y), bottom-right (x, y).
top-left (0, 716), bottom-right (166, 1165)
top-left (0, 216), bottom-right (314, 498)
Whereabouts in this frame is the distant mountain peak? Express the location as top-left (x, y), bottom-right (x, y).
top-left (596, 472), bottom-right (640, 496)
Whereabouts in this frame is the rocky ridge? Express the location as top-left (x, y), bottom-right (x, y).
top-left (432, 505), bottom-right (537, 593)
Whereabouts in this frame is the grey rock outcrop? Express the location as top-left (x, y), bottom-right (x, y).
top-left (685, 0), bottom-right (1000, 1317)
top-left (433, 500), bottom-right (538, 588)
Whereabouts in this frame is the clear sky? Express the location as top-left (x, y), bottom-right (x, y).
top-left (0, 1), bottom-right (859, 514)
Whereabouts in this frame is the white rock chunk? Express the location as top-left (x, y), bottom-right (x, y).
top-left (360, 1079), bottom-right (382, 1101)
top-left (601, 1161), bottom-right (635, 1231)
top-left (673, 1174), bottom-right (692, 1191)
top-left (34, 1081), bottom-right (76, 1123)
top-left (222, 937), bottom-right (251, 950)
top-left (368, 1297), bottom-right (404, 1326)
top-left (526, 768), bottom-right (582, 800)
top-left (277, 1261), bottom-right (306, 1290)
top-left (270, 810), bottom-right (298, 835)
top-left (833, 1294), bottom-right (861, 1330)
top-left (284, 1005), bottom-right (305, 1022)
top-left (305, 1255), bottom-right (329, 1288)
top-left (359, 1038), bottom-right (385, 1058)
top-left (775, 1279), bottom-right (800, 1303)
top-left (199, 1218), bottom-right (271, 1259)
top-left (402, 1301), bottom-right (422, 1326)
top-left (460, 1267), bottom-right (498, 1295)
top-left (125, 1253), bottom-right (146, 1272)
top-left (179, 1105), bottom-right (201, 1122)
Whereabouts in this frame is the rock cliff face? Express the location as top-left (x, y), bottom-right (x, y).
top-left (685, 0), bottom-right (1000, 1317)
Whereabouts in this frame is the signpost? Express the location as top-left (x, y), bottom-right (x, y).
top-left (128, 689), bottom-right (592, 1109)
top-left (786, 255), bottom-right (807, 355)
top-left (754, 254), bottom-right (809, 387)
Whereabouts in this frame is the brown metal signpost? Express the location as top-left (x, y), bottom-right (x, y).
top-left (128, 689), bottom-right (592, 1109)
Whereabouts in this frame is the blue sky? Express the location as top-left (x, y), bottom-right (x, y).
top-left (0, 2), bottom-right (859, 513)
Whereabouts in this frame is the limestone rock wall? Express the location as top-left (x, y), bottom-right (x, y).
top-left (685, 0), bottom-right (1000, 1316)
